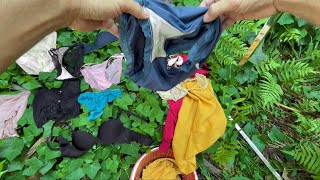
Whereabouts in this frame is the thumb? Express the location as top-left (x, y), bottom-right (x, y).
top-left (119, 0), bottom-right (149, 19)
top-left (200, 0), bottom-right (216, 7)
top-left (203, 0), bottom-right (233, 23)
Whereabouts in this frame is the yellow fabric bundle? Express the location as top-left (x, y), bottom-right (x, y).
top-left (172, 78), bottom-right (227, 174)
top-left (142, 158), bottom-right (181, 180)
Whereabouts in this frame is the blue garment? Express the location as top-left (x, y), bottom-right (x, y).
top-left (119, 0), bottom-right (221, 91)
top-left (78, 89), bottom-right (121, 121)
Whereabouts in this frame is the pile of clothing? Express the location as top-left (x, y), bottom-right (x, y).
top-left (0, 0), bottom-right (227, 177)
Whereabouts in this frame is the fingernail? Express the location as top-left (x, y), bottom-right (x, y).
top-left (203, 15), bottom-right (209, 23)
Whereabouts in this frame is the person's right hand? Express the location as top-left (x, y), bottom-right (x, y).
top-left (201, 0), bottom-right (279, 29)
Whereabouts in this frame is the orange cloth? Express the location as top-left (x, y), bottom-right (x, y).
top-left (142, 158), bottom-right (181, 180)
top-left (172, 78), bottom-right (227, 174)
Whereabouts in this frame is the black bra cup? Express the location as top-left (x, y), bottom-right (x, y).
top-left (98, 119), bottom-right (153, 145)
top-left (52, 118), bottom-right (153, 158)
top-left (72, 131), bottom-right (97, 151)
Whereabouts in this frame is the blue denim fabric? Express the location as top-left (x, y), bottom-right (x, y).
top-left (119, 0), bottom-right (221, 91)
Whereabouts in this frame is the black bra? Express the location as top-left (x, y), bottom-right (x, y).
top-left (48, 110), bottom-right (153, 158)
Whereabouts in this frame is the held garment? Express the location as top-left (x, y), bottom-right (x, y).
top-left (142, 158), bottom-right (181, 180)
top-left (48, 111), bottom-right (153, 158)
top-left (172, 79), bottom-right (227, 174)
top-left (0, 91), bottom-right (30, 139)
top-left (81, 54), bottom-right (124, 91)
top-left (78, 89), bottom-right (122, 121)
top-left (50, 32), bottom-right (117, 80)
top-left (33, 80), bottom-right (81, 128)
top-left (119, 0), bottom-right (221, 91)
top-left (16, 32), bottom-right (57, 75)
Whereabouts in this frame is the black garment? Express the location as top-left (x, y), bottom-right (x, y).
top-left (50, 44), bottom-right (84, 79)
top-left (48, 110), bottom-right (153, 158)
top-left (33, 80), bottom-right (81, 128)
top-left (49, 32), bottom-right (118, 80)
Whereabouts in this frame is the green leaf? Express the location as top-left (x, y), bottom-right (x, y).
top-left (83, 160), bottom-right (101, 179)
top-left (125, 80), bottom-right (140, 91)
top-left (39, 71), bottom-right (57, 81)
top-left (140, 122), bottom-right (157, 136)
top-left (40, 171), bottom-right (58, 180)
top-left (53, 81), bottom-right (63, 88)
top-left (63, 167), bottom-right (86, 180)
top-left (22, 157), bottom-right (44, 176)
top-left (39, 160), bottom-right (57, 175)
top-left (268, 126), bottom-right (285, 142)
top-left (120, 143), bottom-right (140, 157)
top-left (251, 135), bottom-right (266, 152)
top-left (95, 171), bottom-right (111, 180)
top-left (230, 176), bottom-right (251, 180)
top-left (249, 40), bottom-right (267, 65)
top-left (114, 94), bottom-right (133, 110)
top-left (80, 78), bottom-right (89, 92)
top-left (102, 105), bottom-right (113, 120)
top-left (0, 137), bottom-right (24, 161)
top-left (243, 122), bottom-right (258, 137)
top-left (18, 107), bottom-right (34, 126)
top-left (96, 147), bottom-right (112, 160)
top-left (0, 160), bottom-right (5, 171)
top-left (21, 81), bottom-right (41, 90)
top-left (7, 160), bottom-right (24, 172)
top-left (23, 125), bottom-right (42, 142)
top-left (278, 13), bottom-right (294, 25)
top-left (37, 145), bottom-right (61, 160)
top-left (104, 156), bottom-right (119, 173)
top-left (42, 120), bottom-right (55, 138)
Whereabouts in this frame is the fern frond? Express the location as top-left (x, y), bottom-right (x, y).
top-left (294, 99), bottom-right (318, 113)
top-left (258, 72), bottom-right (284, 108)
top-left (275, 60), bottom-right (314, 82)
top-left (294, 113), bottom-right (320, 135)
top-left (228, 20), bottom-right (256, 36)
top-left (255, 59), bottom-right (281, 75)
top-left (214, 48), bottom-right (237, 65)
top-left (216, 34), bottom-right (248, 58)
top-left (282, 142), bottom-right (320, 174)
top-left (277, 28), bottom-right (302, 44)
top-left (211, 143), bottom-right (239, 167)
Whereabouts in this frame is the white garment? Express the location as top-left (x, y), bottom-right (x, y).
top-left (157, 74), bottom-right (208, 101)
top-left (146, 8), bottom-right (192, 61)
top-left (16, 32), bottom-right (57, 75)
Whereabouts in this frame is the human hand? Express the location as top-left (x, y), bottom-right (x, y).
top-left (68, 0), bottom-right (149, 36)
top-left (201, 0), bottom-right (279, 29)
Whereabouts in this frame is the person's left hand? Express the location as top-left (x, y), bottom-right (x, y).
top-left (68, 0), bottom-right (149, 36)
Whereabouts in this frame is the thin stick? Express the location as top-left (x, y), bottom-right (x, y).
top-left (229, 116), bottom-right (283, 180)
top-left (25, 137), bottom-right (46, 160)
top-left (239, 14), bottom-right (282, 66)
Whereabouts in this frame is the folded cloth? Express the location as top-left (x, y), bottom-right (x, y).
top-left (119, 0), bottom-right (221, 91)
top-left (142, 158), bottom-right (181, 180)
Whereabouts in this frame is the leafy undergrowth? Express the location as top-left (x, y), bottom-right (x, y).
top-left (1, 0), bottom-right (320, 179)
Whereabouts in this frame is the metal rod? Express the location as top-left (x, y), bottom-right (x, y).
top-left (229, 116), bottom-right (282, 180)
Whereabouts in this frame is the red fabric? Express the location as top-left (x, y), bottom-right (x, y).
top-left (160, 54), bottom-right (209, 152)
top-left (177, 54), bottom-right (209, 77)
top-left (159, 99), bottom-right (183, 152)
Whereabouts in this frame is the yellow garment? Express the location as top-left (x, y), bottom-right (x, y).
top-left (173, 79), bottom-right (227, 174)
top-left (142, 158), bottom-right (181, 180)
